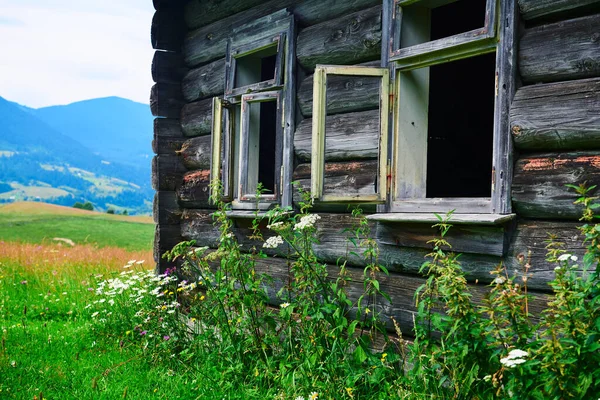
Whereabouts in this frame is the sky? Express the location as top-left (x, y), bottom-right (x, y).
top-left (0, 0), bottom-right (155, 108)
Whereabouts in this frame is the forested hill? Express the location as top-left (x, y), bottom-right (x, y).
top-left (0, 96), bottom-right (154, 215)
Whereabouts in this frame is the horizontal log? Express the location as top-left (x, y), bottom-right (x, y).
top-left (297, 61), bottom-right (380, 116)
top-left (519, 14), bottom-right (600, 84)
top-left (150, 83), bottom-right (184, 118)
top-left (153, 0), bottom-right (187, 11)
top-left (183, 0), bottom-right (380, 66)
top-left (181, 98), bottom-right (213, 137)
top-left (152, 51), bottom-right (188, 84)
top-left (296, 5), bottom-right (382, 71)
top-left (153, 119), bottom-right (184, 155)
top-left (151, 9), bottom-right (186, 52)
top-left (517, 0), bottom-right (600, 20)
top-left (294, 109), bottom-right (380, 161)
top-left (512, 151), bottom-right (600, 219)
top-left (177, 169), bottom-right (213, 209)
top-left (510, 78), bottom-right (600, 150)
top-left (293, 160), bottom-right (378, 199)
top-left (184, 0), bottom-right (264, 29)
top-left (182, 58), bottom-right (225, 103)
top-left (154, 224), bottom-right (182, 274)
top-left (179, 135), bottom-right (211, 170)
top-left (153, 191), bottom-right (182, 225)
top-left (152, 155), bottom-right (186, 191)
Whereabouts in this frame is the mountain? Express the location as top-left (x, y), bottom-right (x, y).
top-left (0, 96), bottom-right (154, 214)
top-left (34, 97), bottom-right (154, 168)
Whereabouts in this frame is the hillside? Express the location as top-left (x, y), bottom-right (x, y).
top-left (0, 96), bottom-right (153, 214)
top-left (34, 97), bottom-right (154, 168)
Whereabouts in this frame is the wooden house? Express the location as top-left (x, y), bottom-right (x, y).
top-left (150, 0), bottom-right (600, 334)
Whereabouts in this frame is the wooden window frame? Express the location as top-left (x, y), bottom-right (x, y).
top-left (225, 34), bottom-right (285, 98)
top-left (311, 65), bottom-right (389, 203)
top-left (389, 0), bottom-right (498, 69)
top-left (387, 0), bottom-right (517, 215)
top-left (236, 91), bottom-right (283, 205)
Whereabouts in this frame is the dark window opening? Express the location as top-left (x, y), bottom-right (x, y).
top-left (234, 45), bottom-right (278, 89)
top-left (430, 0), bottom-right (487, 41)
top-left (426, 52), bottom-right (495, 198)
top-left (247, 100), bottom-right (277, 194)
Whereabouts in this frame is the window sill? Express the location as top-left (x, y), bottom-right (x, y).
top-left (366, 213), bottom-right (516, 226)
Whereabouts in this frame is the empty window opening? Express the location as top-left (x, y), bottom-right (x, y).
top-left (234, 45), bottom-right (278, 89)
top-left (400, 0), bottom-right (487, 48)
top-left (246, 100), bottom-right (278, 194)
top-left (425, 52), bottom-right (495, 198)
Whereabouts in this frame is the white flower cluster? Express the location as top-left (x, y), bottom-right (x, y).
top-left (557, 253), bottom-right (578, 262)
top-left (493, 276), bottom-right (506, 285)
top-left (294, 214), bottom-right (321, 231)
top-left (263, 235), bottom-right (284, 249)
top-left (267, 221), bottom-right (285, 231)
top-left (500, 349), bottom-right (529, 368)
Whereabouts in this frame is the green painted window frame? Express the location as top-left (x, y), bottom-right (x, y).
top-left (311, 65), bottom-right (390, 203)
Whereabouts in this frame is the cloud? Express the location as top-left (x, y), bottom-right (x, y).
top-left (0, 1), bottom-right (155, 107)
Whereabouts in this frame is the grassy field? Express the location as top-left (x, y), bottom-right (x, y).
top-left (0, 202), bottom-right (154, 251)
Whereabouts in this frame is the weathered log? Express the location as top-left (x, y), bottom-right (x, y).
top-left (297, 61), bottom-right (380, 116)
top-left (179, 135), bottom-right (212, 170)
top-left (183, 0), bottom-right (380, 66)
top-left (154, 224), bottom-right (182, 274)
top-left (296, 5), bottom-right (382, 71)
top-left (153, 0), bottom-right (187, 11)
top-left (150, 83), bottom-right (184, 118)
top-left (517, 0), bottom-right (600, 21)
top-left (294, 109), bottom-right (380, 162)
top-left (510, 78), bottom-right (600, 150)
top-left (184, 0), bottom-right (264, 30)
top-left (181, 98), bottom-right (213, 137)
top-left (519, 14), bottom-right (600, 84)
top-left (152, 51), bottom-right (188, 84)
top-left (177, 169), bottom-right (213, 209)
top-left (182, 58), bottom-right (226, 102)
top-left (151, 9), bottom-right (186, 52)
top-left (152, 154), bottom-right (186, 191)
top-left (153, 118), bottom-right (184, 155)
top-left (512, 151), bottom-right (600, 219)
top-left (293, 160), bottom-right (378, 198)
top-left (153, 191), bottom-right (182, 225)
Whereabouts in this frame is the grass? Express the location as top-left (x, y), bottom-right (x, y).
top-left (0, 202), bottom-right (153, 252)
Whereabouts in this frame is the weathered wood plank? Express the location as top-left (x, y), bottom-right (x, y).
top-left (182, 58), bottom-right (226, 103)
top-left (519, 14), bottom-right (600, 84)
top-left (153, 0), bottom-right (187, 11)
top-left (152, 51), bottom-right (188, 84)
top-left (293, 160), bottom-right (378, 199)
top-left (153, 119), bottom-right (184, 155)
top-left (152, 155), bottom-right (186, 191)
top-left (296, 5), bottom-right (382, 71)
top-left (153, 191), bottom-right (182, 225)
top-left (151, 9), bottom-right (186, 52)
top-left (510, 78), bottom-right (600, 150)
top-left (512, 151), bottom-right (600, 219)
top-left (183, 0), bottom-right (381, 67)
top-left (184, 0), bottom-right (264, 30)
top-left (179, 135), bottom-right (211, 170)
top-left (150, 83), bottom-right (184, 118)
top-left (297, 61), bottom-right (381, 116)
top-left (294, 109), bottom-right (380, 161)
top-left (177, 169), bottom-right (213, 209)
top-left (181, 98), bottom-right (213, 137)
top-left (154, 224), bottom-right (182, 274)
top-left (517, 0), bottom-right (600, 21)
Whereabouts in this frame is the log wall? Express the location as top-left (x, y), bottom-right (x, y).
top-left (150, 0), bottom-right (600, 333)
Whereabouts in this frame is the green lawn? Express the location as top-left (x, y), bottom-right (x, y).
top-left (0, 202), bottom-right (154, 251)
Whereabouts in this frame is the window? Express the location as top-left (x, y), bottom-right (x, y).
top-left (309, 0), bottom-right (516, 216)
top-left (210, 10), bottom-right (295, 210)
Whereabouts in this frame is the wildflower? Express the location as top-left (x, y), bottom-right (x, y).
top-left (163, 335), bottom-right (170, 341)
top-left (308, 392), bottom-right (319, 400)
top-left (140, 330), bottom-right (147, 336)
top-left (500, 349), bottom-right (529, 368)
top-left (280, 302), bottom-right (290, 308)
top-left (127, 259), bottom-right (136, 264)
top-left (267, 221), bottom-right (285, 230)
top-left (294, 214), bottom-right (321, 231)
top-left (557, 253), bottom-right (577, 262)
top-left (20, 280), bottom-right (27, 285)
top-left (91, 311), bottom-right (99, 318)
top-left (493, 276), bottom-right (506, 285)
top-left (136, 260), bottom-right (145, 264)
top-left (263, 235), bottom-right (284, 249)
top-left (295, 397), bottom-right (305, 400)
top-left (483, 375), bottom-right (492, 382)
